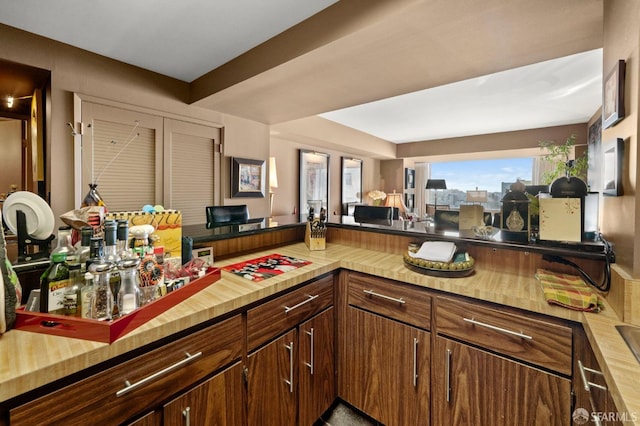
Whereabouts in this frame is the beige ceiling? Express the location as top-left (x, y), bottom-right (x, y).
top-left (0, 0), bottom-right (603, 142)
top-left (192, 0), bottom-right (603, 128)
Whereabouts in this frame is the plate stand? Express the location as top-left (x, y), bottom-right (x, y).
top-left (16, 210), bottom-right (53, 262)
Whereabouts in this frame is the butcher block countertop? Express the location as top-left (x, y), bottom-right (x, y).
top-left (1, 242), bottom-right (638, 422)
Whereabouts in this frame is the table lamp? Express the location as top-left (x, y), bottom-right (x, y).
top-left (426, 179), bottom-right (447, 219)
top-left (385, 190), bottom-right (406, 220)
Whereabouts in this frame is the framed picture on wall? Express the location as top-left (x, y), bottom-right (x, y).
top-left (603, 60), bottom-right (625, 129)
top-left (602, 138), bottom-right (623, 196)
top-left (231, 157), bottom-right (265, 198)
top-left (404, 168), bottom-right (415, 189)
top-left (404, 193), bottom-right (414, 212)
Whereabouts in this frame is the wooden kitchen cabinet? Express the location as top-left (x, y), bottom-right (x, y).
top-left (246, 274), bottom-right (335, 426)
top-left (10, 315), bottom-right (243, 426)
top-left (433, 336), bottom-right (572, 425)
top-left (433, 296), bottom-right (573, 425)
top-left (163, 361), bottom-right (244, 426)
top-left (573, 327), bottom-right (622, 426)
top-left (339, 271), bottom-right (431, 426)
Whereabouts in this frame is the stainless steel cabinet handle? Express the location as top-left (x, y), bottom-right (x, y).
top-left (463, 317), bottom-right (533, 340)
top-left (284, 341), bottom-right (294, 393)
top-left (284, 294), bottom-right (319, 313)
top-left (445, 348), bottom-right (452, 403)
top-left (305, 328), bottom-right (315, 375)
top-left (182, 406), bottom-right (191, 426)
top-left (363, 289), bottom-right (406, 304)
top-left (578, 359), bottom-right (608, 392)
top-left (413, 337), bottom-right (419, 387)
top-left (116, 351), bottom-right (202, 397)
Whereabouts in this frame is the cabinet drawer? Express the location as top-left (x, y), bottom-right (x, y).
top-left (247, 274), bottom-right (334, 351)
top-left (348, 271), bottom-right (431, 329)
top-left (435, 297), bottom-right (572, 375)
top-left (11, 315), bottom-right (243, 426)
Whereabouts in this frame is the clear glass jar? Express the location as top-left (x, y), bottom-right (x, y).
top-left (88, 261), bottom-right (113, 321)
top-left (117, 258), bottom-right (141, 315)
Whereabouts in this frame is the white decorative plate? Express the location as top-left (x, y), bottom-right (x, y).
top-left (2, 191), bottom-right (55, 240)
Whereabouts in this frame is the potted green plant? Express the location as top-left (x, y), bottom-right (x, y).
top-left (539, 134), bottom-right (588, 184)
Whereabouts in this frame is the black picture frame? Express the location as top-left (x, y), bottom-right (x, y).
top-left (231, 157), bottom-right (265, 198)
top-left (603, 60), bottom-right (625, 129)
top-left (404, 193), bottom-right (415, 212)
top-left (602, 138), bottom-right (623, 196)
top-left (404, 168), bottom-right (415, 189)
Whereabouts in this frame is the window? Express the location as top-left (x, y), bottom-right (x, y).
top-left (429, 158), bottom-right (534, 211)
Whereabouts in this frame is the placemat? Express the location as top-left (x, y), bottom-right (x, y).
top-left (222, 254), bottom-right (311, 282)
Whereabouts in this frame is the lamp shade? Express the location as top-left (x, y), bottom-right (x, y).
top-left (384, 191), bottom-right (406, 214)
top-left (269, 157), bottom-right (278, 189)
top-left (426, 179), bottom-right (447, 190)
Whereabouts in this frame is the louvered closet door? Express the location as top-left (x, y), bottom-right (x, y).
top-left (81, 102), bottom-right (164, 211)
top-left (164, 119), bottom-right (221, 226)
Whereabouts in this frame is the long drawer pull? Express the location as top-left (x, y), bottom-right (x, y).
top-left (363, 289), bottom-right (406, 304)
top-left (463, 317), bottom-right (533, 340)
top-left (284, 342), bottom-right (294, 393)
top-left (284, 294), bottom-right (319, 313)
top-left (578, 360), bottom-right (608, 392)
top-left (445, 348), bottom-right (452, 403)
top-left (412, 337), bottom-right (419, 387)
top-left (116, 351), bottom-right (202, 397)
top-left (182, 407), bottom-right (191, 426)
top-left (305, 328), bottom-right (315, 375)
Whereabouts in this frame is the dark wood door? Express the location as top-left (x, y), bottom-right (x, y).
top-left (247, 330), bottom-right (298, 426)
top-left (298, 308), bottom-right (336, 426)
top-left (341, 307), bottom-right (430, 426)
top-left (163, 362), bottom-right (244, 426)
top-left (433, 336), bottom-right (571, 426)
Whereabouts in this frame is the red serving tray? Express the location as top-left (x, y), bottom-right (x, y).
top-left (14, 268), bottom-right (221, 343)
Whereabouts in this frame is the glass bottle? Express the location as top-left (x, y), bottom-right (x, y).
top-left (80, 271), bottom-right (94, 319)
top-left (116, 219), bottom-right (132, 259)
top-left (40, 252), bottom-right (70, 314)
top-left (88, 261), bottom-right (113, 321)
top-left (117, 258), bottom-right (141, 315)
top-left (86, 236), bottom-right (104, 271)
top-left (77, 226), bottom-right (94, 271)
top-left (63, 263), bottom-right (82, 317)
top-left (51, 226), bottom-right (78, 265)
top-left (104, 220), bottom-right (122, 318)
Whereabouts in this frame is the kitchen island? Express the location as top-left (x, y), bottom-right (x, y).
top-left (0, 219), bottom-right (637, 425)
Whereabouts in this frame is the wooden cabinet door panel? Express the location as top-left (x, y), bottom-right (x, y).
top-left (247, 330), bottom-right (298, 426)
top-left (299, 308), bottom-right (336, 426)
top-left (341, 307), bottom-right (430, 426)
top-left (433, 336), bottom-right (571, 426)
top-left (163, 362), bottom-right (244, 426)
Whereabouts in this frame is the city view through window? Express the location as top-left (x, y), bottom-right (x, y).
top-left (429, 158), bottom-right (534, 211)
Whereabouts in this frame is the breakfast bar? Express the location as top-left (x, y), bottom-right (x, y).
top-left (1, 220), bottom-right (638, 425)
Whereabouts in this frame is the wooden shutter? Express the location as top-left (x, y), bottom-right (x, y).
top-left (81, 102), bottom-right (163, 211)
top-left (164, 119), bottom-right (221, 226)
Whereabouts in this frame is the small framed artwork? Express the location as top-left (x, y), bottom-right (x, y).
top-left (602, 138), bottom-right (624, 196)
top-left (404, 168), bottom-right (415, 189)
top-left (404, 193), bottom-right (415, 212)
top-left (603, 60), bottom-right (626, 129)
top-left (231, 157), bottom-right (265, 198)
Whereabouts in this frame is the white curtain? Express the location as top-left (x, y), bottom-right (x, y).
top-left (414, 162), bottom-right (430, 219)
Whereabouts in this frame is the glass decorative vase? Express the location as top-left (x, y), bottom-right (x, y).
top-left (82, 183), bottom-right (106, 209)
